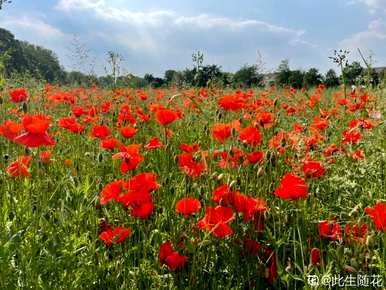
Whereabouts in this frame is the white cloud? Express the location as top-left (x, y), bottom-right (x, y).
top-left (352, 0), bottom-right (386, 13)
top-left (0, 16), bottom-right (64, 37)
top-left (53, 0), bottom-right (319, 74)
top-left (0, 0), bottom-right (320, 76)
top-left (56, 0), bottom-right (104, 11)
top-left (340, 19), bottom-right (386, 65)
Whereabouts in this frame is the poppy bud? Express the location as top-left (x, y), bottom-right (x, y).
top-left (22, 102), bottom-right (28, 113)
top-left (98, 153), bottom-right (103, 162)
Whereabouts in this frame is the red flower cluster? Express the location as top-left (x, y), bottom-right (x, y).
top-left (100, 173), bottom-right (160, 219)
top-left (99, 224), bottom-right (132, 246)
top-left (159, 241), bottom-right (188, 271)
top-left (197, 206), bottom-right (235, 238)
top-left (113, 144), bottom-right (144, 173)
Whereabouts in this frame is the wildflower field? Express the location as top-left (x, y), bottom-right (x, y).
top-left (0, 84), bottom-right (385, 289)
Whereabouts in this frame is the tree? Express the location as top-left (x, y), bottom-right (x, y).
top-left (164, 70), bottom-right (177, 85)
top-left (0, 0), bottom-right (11, 9)
top-left (144, 73), bottom-right (164, 88)
top-left (304, 68), bottom-right (322, 88)
top-left (324, 69), bottom-right (340, 88)
top-left (20, 41), bottom-right (66, 83)
top-left (0, 28), bottom-right (27, 76)
top-left (343, 61), bottom-right (363, 86)
top-left (275, 59), bottom-right (291, 86)
top-left (288, 70), bottom-right (305, 89)
top-left (233, 65), bottom-right (263, 88)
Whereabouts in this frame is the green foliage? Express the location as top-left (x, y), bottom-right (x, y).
top-left (324, 69), bottom-right (340, 88)
top-left (0, 28), bottom-right (65, 83)
top-left (304, 68), bottom-right (323, 88)
top-left (275, 59), bottom-right (292, 86)
top-left (233, 65), bottom-right (263, 88)
top-left (343, 61), bottom-right (364, 86)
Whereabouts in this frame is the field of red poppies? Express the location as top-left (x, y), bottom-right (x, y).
top-left (0, 84), bottom-right (385, 289)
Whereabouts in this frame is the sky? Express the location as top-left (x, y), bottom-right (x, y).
top-left (1, 0), bottom-right (386, 77)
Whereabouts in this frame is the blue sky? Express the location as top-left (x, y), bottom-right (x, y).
top-left (1, 0), bottom-right (386, 76)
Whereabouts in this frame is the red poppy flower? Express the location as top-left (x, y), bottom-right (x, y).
top-left (212, 123), bottom-right (232, 143)
top-left (39, 150), bottom-right (52, 164)
top-left (100, 180), bottom-right (127, 205)
top-left (10, 88), bottom-right (28, 103)
top-left (246, 151), bottom-right (264, 164)
top-left (58, 117), bottom-right (85, 134)
top-left (165, 252), bottom-right (188, 272)
top-left (0, 120), bottom-right (23, 141)
top-left (177, 153), bottom-right (206, 178)
top-left (101, 102), bottom-right (111, 113)
top-left (265, 248), bottom-right (278, 285)
top-left (155, 109), bottom-right (179, 126)
top-left (116, 173), bottom-right (159, 219)
top-left (351, 149), bottom-right (365, 160)
top-left (120, 127), bottom-right (137, 139)
top-left (239, 127), bottom-right (262, 147)
top-left (180, 143), bottom-right (200, 153)
top-left (349, 119), bottom-right (373, 130)
top-left (100, 138), bottom-right (121, 151)
top-left (365, 202), bottom-right (386, 232)
top-left (342, 129), bottom-right (361, 145)
top-left (345, 223), bottom-right (368, 242)
top-left (159, 241), bottom-right (188, 272)
top-left (310, 248), bottom-right (320, 266)
top-left (212, 184), bottom-right (230, 203)
top-left (72, 106), bottom-right (85, 117)
top-left (218, 95), bottom-right (245, 111)
top-left (130, 202), bottom-right (154, 219)
top-left (159, 241), bottom-right (174, 264)
top-left (90, 125), bottom-right (111, 139)
top-left (319, 220), bottom-right (342, 241)
top-left (244, 239), bottom-right (262, 257)
top-left (273, 173), bottom-right (308, 200)
top-left (14, 114), bottom-right (56, 148)
top-left (215, 187), bottom-right (267, 222)
top-left (99, 225), bottom-right (132, 246)
top-left (6, 155), bottom-right (32, 177)
top-left (144, 137), bottom-right (164, 150)
top-left (256, 112), bottom-right (273, 128)
top-left (176, 198), bottom-right (201, 215)
top-left (197, 206), bottom-right (235, 238)
top-left (303, 160), bottom-right (325, 178)
top-left (311, 117), bottom-right (329, 131)
top-left (113, 144), bottom-right (144, 173)
top-left (127, 172), bottom-right (160, 193)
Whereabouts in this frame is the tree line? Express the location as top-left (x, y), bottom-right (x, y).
top-left (0, 27), bottom-right (385, 89)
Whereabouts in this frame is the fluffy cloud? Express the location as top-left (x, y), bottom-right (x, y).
top-left (340, 19), bottom-right (386, 65)
top-left (0, 15), bottom-right (64, 37)
top-left (351, 0), bottom-right (386, 13)
top-left (54, 0), bottom-right (319, 75)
